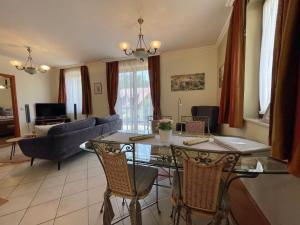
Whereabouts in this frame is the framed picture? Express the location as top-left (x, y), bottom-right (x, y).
top-left (171, 73), bottom-right (205, 91)
top-left (94, 82), bottom-right (102, 94)
top-left (218, 65), bottom-right (224, 88)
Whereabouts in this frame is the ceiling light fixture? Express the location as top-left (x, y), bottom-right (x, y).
top-left (10, 47), bottom-right (50, 75)
top-left (119, 18), bottom-right (161, 61)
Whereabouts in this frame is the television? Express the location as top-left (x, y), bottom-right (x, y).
top-left (35, 103), bottom-right (66, 118)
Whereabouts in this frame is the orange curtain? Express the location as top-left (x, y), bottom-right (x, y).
top-left (218, 0), bottom-right (246, 128)
top-left (58, 69), bottom-right (66, 103)
top-left (81, 66), bottom-right (92, 115)
top-left (269, 0), bottom-right (300, 176)
top-left (148, 55), bottom-right (161, 120)
top-left (106, 61), bottom-right (119, 115)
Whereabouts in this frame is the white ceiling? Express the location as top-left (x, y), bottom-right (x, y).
top-left (0, 0), bottom-right (231, 67)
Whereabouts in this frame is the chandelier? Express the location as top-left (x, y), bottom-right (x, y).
top-left (119, 18), bottom-right (161, 61)
top-left (10, 47), bottom-right (50, 75)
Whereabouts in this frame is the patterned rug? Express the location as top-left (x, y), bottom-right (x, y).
top-left (0, 197), bottom-right (8, 206)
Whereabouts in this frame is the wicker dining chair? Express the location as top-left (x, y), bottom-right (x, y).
top-left (91, 139), bottom-right (161, 225)
top-left (170, 144), bottom-right (240, 225)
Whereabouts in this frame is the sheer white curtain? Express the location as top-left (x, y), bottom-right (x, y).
top-left (65, 68), bottom-right (82, 116)
top-left (259, 0), bottom-right (278, 113)
top-left (116, 59), bottom-right (153, 131)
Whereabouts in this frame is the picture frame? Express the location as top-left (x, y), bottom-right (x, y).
top-left (94, 82), bottom-right (102, 94)
top-left (171, 73), bottom-right (205, 92)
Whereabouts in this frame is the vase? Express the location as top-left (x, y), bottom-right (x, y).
top-left (159, 129), bottom-right (172, 143)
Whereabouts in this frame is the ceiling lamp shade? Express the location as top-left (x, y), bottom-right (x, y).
top-left (10, 47), bottom-right (50, 75)
top-left (119, 18), bottom-right (161, 61)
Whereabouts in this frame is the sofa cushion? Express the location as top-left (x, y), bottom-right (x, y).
top-left (95, 114), bottom-right (120, 125)
top-left (34, 123), bottom-right (63, 137)
top-left (48, 118), bottom-right (96, 136)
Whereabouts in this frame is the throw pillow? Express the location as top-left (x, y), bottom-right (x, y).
top-left (34, 123), bottom-right (63, 137)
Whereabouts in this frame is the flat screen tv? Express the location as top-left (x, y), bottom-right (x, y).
top-left (35, 103), bottom-right (66, 118)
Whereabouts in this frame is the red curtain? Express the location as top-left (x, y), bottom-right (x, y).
top-left (218, 0), bottom-right (246, 128)
top-left (81, 66), bottom-right (92, 115)
top-left (106, 61), bottom-right (119, 115)
top-left (58, 69), bottom-right (66, 103)
top-left (148, 55), bottom-right (161, 120)
top-left (269, 0), bottom-right (300, 176)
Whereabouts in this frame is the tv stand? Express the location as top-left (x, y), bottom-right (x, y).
top-left (35, 117), bottom-right (71, 125)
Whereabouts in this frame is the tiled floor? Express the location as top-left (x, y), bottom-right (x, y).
top-left (0, 145), bottom-right (220, 225)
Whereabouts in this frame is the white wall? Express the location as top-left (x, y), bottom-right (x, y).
top-left (217, 1), bottom-right (300, 225)
top-left (0, 54), bottom-right (52, 135)
top-left (160, 46), bottom-right (219, 122)
top-left (50, 61), bottom-right (109, 118)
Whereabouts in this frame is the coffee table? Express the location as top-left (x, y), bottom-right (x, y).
top-left (6, 134), bottom-right (36, 160)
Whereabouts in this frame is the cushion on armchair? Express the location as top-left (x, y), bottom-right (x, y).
top-left (191, 106), bottom-right (219, 133)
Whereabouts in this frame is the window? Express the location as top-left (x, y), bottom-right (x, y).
top-left (115, 59), bottom-right (153, 131)
top-left (259, 0), bottom-right (278, 113)
top-left (65, 68), bottom-right (82, 115)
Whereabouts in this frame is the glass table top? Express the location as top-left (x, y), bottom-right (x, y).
top-left (80, 141), bottom-right (288, 175)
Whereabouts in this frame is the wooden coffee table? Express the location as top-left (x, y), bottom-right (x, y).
top-left (6, 134), bottom-right (36, 160)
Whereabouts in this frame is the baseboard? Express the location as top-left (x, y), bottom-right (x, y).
top-left (229, 178), bottom-right (271, 225)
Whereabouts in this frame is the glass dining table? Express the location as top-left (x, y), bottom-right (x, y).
top-left (80, 131), bottom-right (289, 178)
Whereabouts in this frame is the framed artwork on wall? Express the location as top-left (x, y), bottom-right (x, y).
top-left (94, 82), bottom-right (102, 94)
top-left (171, 73), bottom-right (205, 91)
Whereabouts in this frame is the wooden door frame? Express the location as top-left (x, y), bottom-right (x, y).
top-left (0, 73), bottom-right (21, 137)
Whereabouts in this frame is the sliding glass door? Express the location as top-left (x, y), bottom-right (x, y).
top-left (116, 59), bottom-right (153, 131)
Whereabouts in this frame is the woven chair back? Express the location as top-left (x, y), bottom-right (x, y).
top-left (182, 159), bottom-right (223, 212)
top-left (171, 145), bottom-right (240, 213)
top-left (91, 141), bottom-right (134, 196)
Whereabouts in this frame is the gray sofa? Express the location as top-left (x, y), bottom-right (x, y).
top-left (19, 115), bottom-right (122, 169)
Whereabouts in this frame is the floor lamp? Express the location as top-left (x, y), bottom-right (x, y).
top-left (177, 98), bottom-right (183, 134)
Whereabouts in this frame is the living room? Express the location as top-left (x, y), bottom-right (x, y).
top-left (0, 0), bottom-right (299, 225)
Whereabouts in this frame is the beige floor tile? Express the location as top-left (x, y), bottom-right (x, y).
top-left (0, 194), bottom-right (32, 216)
top-left (62, 179), bottom-right (87, 197)
top-left (41, 175), bottom-right (67, 189)
top-left (54, 207), bottom-right (88, 225)
top-left (88, 185), bottom-right (106, 205)
top-left (0, 186), bottom-right (16, 198)
top-left (88, 203), bottom-right (103, 225)
top-left (88, 176), bottom-right (106, 189)
top-left (66, 170), bottom-right (87, 183)
top-left (0, 209), bottom-right (26, 225)
top-left (87, 167), bottom-right (102, 178)
top-left (20, 174), bottom-right (45, 184)
top-left (39, 220), bottom-right (54, 225)
top-left (19, 199), bottom-right (60, 225)
top-left (31, 185), bottom-right (64, 206)
top-left (57, 191), bottom-right (88, 217)
top-left (0, 176), bottom-right (24, 188)
top-left (9, 180), bottom-right (42, 198)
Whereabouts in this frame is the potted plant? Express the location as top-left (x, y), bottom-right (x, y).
top-left (158, 119), bottom-right (173, 143)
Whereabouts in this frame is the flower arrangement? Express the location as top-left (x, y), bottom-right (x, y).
top-left (158, 119), bottom-right (173, 131)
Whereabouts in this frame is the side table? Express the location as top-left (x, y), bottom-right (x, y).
top-left (6, 134), bottom-right (36, 160)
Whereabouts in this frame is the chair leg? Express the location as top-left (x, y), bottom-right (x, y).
top-left (100, 202), bottom-right (104, 214)
top-left (156, 177), bottom-right (161, 214)
top-left (30, 157), bottom-right (34, 166)
top-left (176, 206), bottom-right (181, 225)
top-left (170, 206), bottom-right (174, 218)
top-left (122, 198), bottom-right (125, 206)
top-left (57, 161), bottom-right (61, 170)
top-left (168, 167), bottom-right (172, 185)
